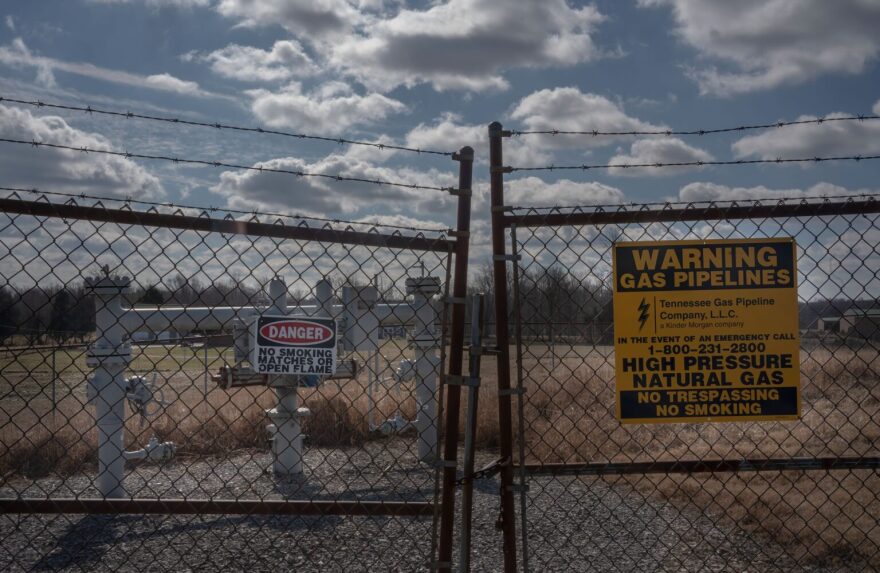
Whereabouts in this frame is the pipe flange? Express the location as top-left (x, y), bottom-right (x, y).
top-left (86, 343), bottom-right (131, 366)
top-left (266, 376), bottom-right (301, 389)
top-left (266, 406), bottom-right (311, 421)
top-left (84, 275), bottom-right (131, 295)
top-left (405, 276), bottom-right (441, 295)
top-left (409, 335), bottom-right (439, 348)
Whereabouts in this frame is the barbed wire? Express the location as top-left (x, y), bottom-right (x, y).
top-left (0, 186), bottom-right (451, 234)
top-left (0, 137), bottom-right (456, 193)
top-left (503, 193), bottom-right (880, 213)
top-left (507, 154), bottom-right (880, 173)
top-left (0, 96), bottom-right (454, 157)
top-left (508, 114), bottom-right (880, 138)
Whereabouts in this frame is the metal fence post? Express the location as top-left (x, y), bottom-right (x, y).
top-left (489, 121), bottom-right (519, 573)
top-left (204, 336), bottom-right (209, 395)
top-left (437, 146), bottom-right (474, 572)
top-left (459, 294), bottom-right (485, 572)
top-left (50, 349), bottom-right (57, 426)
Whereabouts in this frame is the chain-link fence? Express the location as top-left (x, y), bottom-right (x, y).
top-left (0, 167), bottom-right (473, 571)
top-left (486, 198), bottom-right (880, 572)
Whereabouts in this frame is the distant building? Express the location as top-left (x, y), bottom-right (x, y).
top-left (379, 325), bottom-right (407, 339)
top-left (817, 316), bottom-right (841, 333)
top-left (839, 307), bottom-right (880, 340)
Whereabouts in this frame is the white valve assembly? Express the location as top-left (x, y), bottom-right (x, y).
top-left (122, 373), bottom-right (175, 462)
top-left (85, 273), bottom-right (176, 498)
top-left (123, 435), bottom-right (175, 462)
top-left (124, 374), bottom-right (168, 423)
top-left (84, 270), bottom-right (442, 495)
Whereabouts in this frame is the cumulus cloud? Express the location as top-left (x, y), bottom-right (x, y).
top-left (215, 1), bottom-right (608, 93)
top-left (640, 0), bottom-right (880, 96)
top-left (400, 89), bottom-right (671, 168)
top-left (328, 0), bottom-right (606, 92)
top-left (88, 0), bottom-right (211, 7)
top-left (5, 15), bottom-right (14, 31)
top-left (404, 113), bottom-right (550, 165)
top-left (510, 88), bottom-right (667, 149)
top-left (187, 41), bottom-right (316, 82)
top-left (0, 38), bottom-right (228, 99)
top-left (405, 114), bottom-right (484, 156)
top-left (246, 81), bottom-right (406, 134)
top-left (608, 138), bottom-right (714, 176)
top-left (678, 181), bottom-right (874, 203)
top-left (505, 177), bottom-right (625, 207)
top-left (0, 38), bottom-right (56, 87)
top-left (0, 104), bottom-right (165, 199)
top-left (211, 152), bottom-right (456, 217)
top-left (874, 99), bottom-right (880, 115)
top-left (143, 73), bottom-right (202, 94)
top-left (352, 213), bottom-right (448, 232)
top-left (216, 0), bottom-right (363, 41)
top-left (731, 112), bottom-right (880, 160)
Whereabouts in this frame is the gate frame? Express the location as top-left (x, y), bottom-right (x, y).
top-left (0, 148), bottom-right (474, 567)
top-left (486, 120), bottom-right (880, 573)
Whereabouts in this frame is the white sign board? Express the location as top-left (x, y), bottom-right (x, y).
top-left (252, 315), bottom-right (337, 375)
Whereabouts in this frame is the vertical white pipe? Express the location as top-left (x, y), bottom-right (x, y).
top-left (266, 278), bottom-right (305, 475)
top-left (233, 319), bottom-right (249, 363)
top-left (315, 278), bottom-right (334, 319)
top-left (204, 338), bottom-right (209, 395)
top-left (409, 280), bottom-right (440, 462)
top-left (86, 275), bottom-right (131, 498)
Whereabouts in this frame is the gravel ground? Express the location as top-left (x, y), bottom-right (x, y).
top-left (0, 440), bottom-right (871, 572)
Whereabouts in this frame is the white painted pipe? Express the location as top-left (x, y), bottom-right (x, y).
top-left (122, 436), bottom-right (174, 461)
top-left (86, 275), bottom-right (132, 499)
top-left (315, 278), bottom-right (335, 319)
top-left (123, 303), bottom-right (420, 334)
top-left (265, 278), bottom-right (307, 475)
top-left (408, 280), bottom-right (441, 462)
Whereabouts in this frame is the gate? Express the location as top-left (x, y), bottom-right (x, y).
top-left (487, 122), bottom-right (880, 571)
top-left (0, 147), bottom-right (473, 571)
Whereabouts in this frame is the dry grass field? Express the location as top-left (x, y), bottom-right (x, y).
top-left (481, 342), bottom-right (880, 568)
top-left (0, 339), bottom-right (417, 479)
top-left (2, 340), bottom-right (879, 566)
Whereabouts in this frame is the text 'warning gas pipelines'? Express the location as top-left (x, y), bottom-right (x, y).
top-left (612, 238), bottom-right (800, 424)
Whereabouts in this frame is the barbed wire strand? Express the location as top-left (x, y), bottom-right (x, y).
top-left (509, 115), bottom-right (880, 138)
top-left (0, 186), bottom-right (451, 234)
top-left (0, 96), bottom-right (454, 157)
top-left (507, 154), bottom-right (880, 173)
top-left (504, 192), bottom-right (880, 213)
top-left (0, 137), bottom-right (456, 193)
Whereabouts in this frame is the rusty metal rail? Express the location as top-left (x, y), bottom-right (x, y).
top-left (0, 498), bottom-right (434, 516)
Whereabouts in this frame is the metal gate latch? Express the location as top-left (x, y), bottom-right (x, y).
top-left (454, 456), bottom-right (509, 487)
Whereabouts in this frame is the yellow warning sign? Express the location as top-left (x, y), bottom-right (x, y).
top-left (612, 238), bottom-right (800, 423)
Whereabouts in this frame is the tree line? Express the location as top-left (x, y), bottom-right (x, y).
top-left (1, 264), bottom-right (870, 346)
top-left (0, 272), bottom-right (400, 346)
top-left (0, 274), bottom-right (267, 345)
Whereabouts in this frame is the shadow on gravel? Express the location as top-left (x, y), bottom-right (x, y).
top-left (272, 468), bottom-right (434, 502)
top-left (32, 513), bottom-right (355, 571)
top-left (34, 515), bottom-right (128, 572)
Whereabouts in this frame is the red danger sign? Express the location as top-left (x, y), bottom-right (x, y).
top-left (259, 321), bottom-right (334, 345)
top-left (253, 315), bottom-right (337, 375)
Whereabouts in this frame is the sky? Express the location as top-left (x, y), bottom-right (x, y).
top-left (0, 0), bottom-right (879, 251)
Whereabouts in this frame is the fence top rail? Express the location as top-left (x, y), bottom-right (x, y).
top-left (0, 197), bottom-right (455, 252)
top-left (502, 197), bottom-right (880, 228)
top-left (0, 498), bottom-right (435, 517)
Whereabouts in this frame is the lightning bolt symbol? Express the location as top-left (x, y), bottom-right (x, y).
top-left (638, 298), bottom-right (650, 331)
